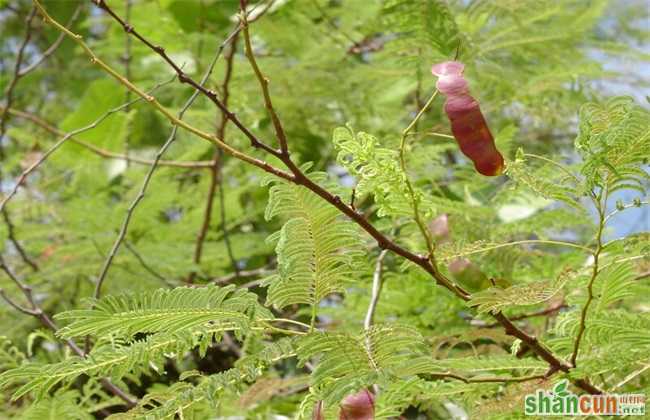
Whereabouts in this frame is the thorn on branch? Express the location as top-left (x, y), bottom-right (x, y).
top-left (178, 72), bottom-right (189, 83)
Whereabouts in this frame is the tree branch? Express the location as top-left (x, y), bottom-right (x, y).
top-left (190, 34), bottom-right (241, 283)
top-left (0, 256), bottom-right (136, 407)
top-left (0, 77), bottom-right (175, 214)
top-left (364, 250), bottom-right (388, 330)
top-left (570, 184), bottom-right (609, 367)
top-left (1, 208), bottom-right (39, 271)
top-left (0, 7), bottom-right (39, 272)
top-left (90, 0), bottom-right (282, 158)
top-left (240, 0), bottom-right (290, 156)
top-left (0, 106), bottom-right (213, 168)
top-left (0, 6), bottom-right (36, 155)
top-left (17, 5), bottom-right (83, 77)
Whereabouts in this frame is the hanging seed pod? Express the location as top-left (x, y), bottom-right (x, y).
top-left (339, 389), bottom-right (375, 420)
top-left (432, 61), bottom-right (505, 176)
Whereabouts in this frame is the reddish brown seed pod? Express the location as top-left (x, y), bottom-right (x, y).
top-left (339, 389), bottom-right (375, 420)
top-left (432, 61), bottom-right (504, 176)
top-left (428, 213), bottom-right (450, 243)
top-left (313, 400), bottom-right (325, 420)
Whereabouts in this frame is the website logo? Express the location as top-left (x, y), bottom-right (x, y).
top-left (524, 379), bottom-right (645, 416)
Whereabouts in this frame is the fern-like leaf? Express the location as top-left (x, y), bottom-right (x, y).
top-left (55, 285), bottom-right (271, 339)
top-left (297, 325), bottom-right (438, 403)
top-left (263, 172), bottom-right (363, 311)
top-left (469, 269), bottom-right (575, 314)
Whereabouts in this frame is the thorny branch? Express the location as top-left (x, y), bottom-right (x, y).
top-left (0, 256), bottom-right (136, 407)
top-left (34, 0), bottom-right (603, 395)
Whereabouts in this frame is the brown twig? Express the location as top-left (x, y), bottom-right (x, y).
top-left (0, 7), bottom-right (39, 272)
top-left (91, 0), bottom-right (282, 158)
top-left (0, 256), bottom-right (136, 407)
top-left (240, 1), bottom-right (289, 156)
top-left (570, 184), bottom-right (608, 367)
top-left (0, 77), bottom-right (175, 214)
top-left (1, 209), bottom-right (39, 271)
top-left (0, 6), bottom-right (37, 155)
top-left (17, 5), bottom-right (83, 77)
top-left (191, 34), bottom-right (241, 283)
top-left (0, 106), bottom-right (213, 168)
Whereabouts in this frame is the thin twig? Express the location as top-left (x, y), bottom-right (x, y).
top-left (364, 250), bottom-right (388, 330)
top-left (191, 34), bottom-right (240, 283)
top-left (240, 0), bottom-right (289, 156)
top-left (212, 266), bottom-right (273, 285)
top-left (123, 241), bottom-right (175, 287)
top-left (431, 371), bottom-right (547, 384)
top-left (397, 89), bottom-right (468, 298)
top-left (0, 78), bottom-right (175, 214)
top-left (0, 7), bottom-right (39, 272)
top-left (1, 208), bottom-right (39, 271)
top-left (93, 48), bottom-right (227, 301)
top-left (0, 106), bottom-right (213, 168)
top-left (603, 200), bottom-right (649, 224)
top-left (17, 5), bottom-right (83, 77)
top-left (0, 6), bottom-right (37, 155)
top-left (612, 363), bottom-right (650, 390)
top-left (0, 257), bottom-right (136, 407)
top-left (571, 184), bottom-right (609, 367)
top-left (123, 0), bottom-right (133, 164)
top-left (443, 239), bottom-right (594, 262)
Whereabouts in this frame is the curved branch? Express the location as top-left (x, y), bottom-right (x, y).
top-left (17, 5), bottom-right (83, 77)
top-left (0, 78), bottom-right (175, 214)
top-left (0, 106), bottom-right (213, 168)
